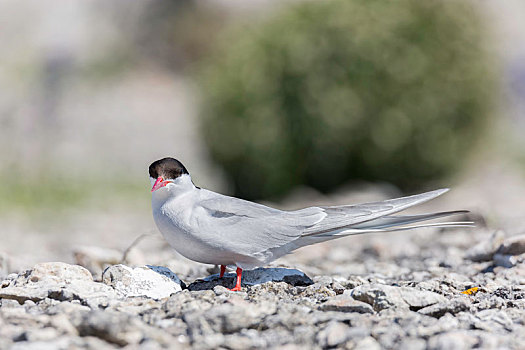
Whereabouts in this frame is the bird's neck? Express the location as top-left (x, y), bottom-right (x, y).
top-left (174, 174), bottom-right (197, 194)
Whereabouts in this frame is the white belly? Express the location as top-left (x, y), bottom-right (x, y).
top-left (152, 205), bottom-right (261, 268)
top-left (154, 210), bottom-right (217, 263)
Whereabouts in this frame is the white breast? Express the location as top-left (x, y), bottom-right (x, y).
top-left (153, 193), bottom-right (244, 266)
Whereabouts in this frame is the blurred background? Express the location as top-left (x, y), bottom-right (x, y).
top-left (1, 0), bottom-right (525, 278)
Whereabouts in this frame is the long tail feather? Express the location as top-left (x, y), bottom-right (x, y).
top-left (351, 210), bottom-right (469, 230)
top-left (302, 188), bottom-right (455, 236)
top-left (318, 221), bottom-right (475, 237)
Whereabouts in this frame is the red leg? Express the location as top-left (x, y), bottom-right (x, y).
top-left (228, 267), bottom-right (242, 291)
top-left (219, 265), bottom-right (226, 278)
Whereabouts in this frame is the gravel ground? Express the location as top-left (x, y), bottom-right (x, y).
top-left (1, 216), bottom-right (525, 349)
top-left (2, 164), bottom-right (525, 349)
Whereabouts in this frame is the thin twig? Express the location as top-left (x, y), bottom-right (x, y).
top-left (121, 232), bottom-right (157, 264)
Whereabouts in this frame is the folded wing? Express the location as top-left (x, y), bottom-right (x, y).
top-left (301, 188), bottom-right (471, 236)
top-left (196, 190), bottom-right (325, 258)
top-left (196, 188), bottom-right (472, 263)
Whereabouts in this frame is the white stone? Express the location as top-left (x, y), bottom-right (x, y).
top-left (102, 264), bottom-right (183, 299)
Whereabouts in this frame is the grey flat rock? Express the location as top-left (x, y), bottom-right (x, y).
top-left (188, 267), bottom-right (313, 291)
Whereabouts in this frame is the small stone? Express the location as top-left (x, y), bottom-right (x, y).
top-left (331, 281), bottom-right (345, 294)
top-left (498, 234), bottom-right (525, 256)
top-left (464, 230), bottom-right (504, 262)
top-left (102, 264), bottom-right (183, 299)
top-left (23, 327), bottom-right (60, 342)
top-left (415, 313), bottom-right (459, 338)
top-left (162, 290), bottom-right (215, 318)
top-left (398, 338), bottom-right (427, 350)
top-left (46, 300), bottom-right (91, 315)
top-left (344, 276), bottom-right (367, 289)
top-left (10, 338), bottom-right (71, 350)
top-left (320, 295), bottom-right (374, 314)
top-left (213, 285), bottom-right (230, 295)
top-left (313, 276), bottom-right (333, 285)
top-left (23, 300), bottom-right (36, 307)
top-left (49, 314), bottom-right (79, 335)
top-left (300, 283), bottom-right (337, 301)
top-left (351, 284), bottom-right (446, 311)
top-left (316, 321), bottom-right (352, 347)
top-left (475, 309), bottom-right (514, 331)
top-left (418, 297), bottom-right (470, 318)
top-left (427, 330), bottom-right (478, 350)
top-left (183, 302), bottom-right (273, 334)
top-left (354, 336), bottom-right (381, 350)
top-left (72, 310), bottom-right (143, 346)
top-left (1, 299), bottom-right (22, 308)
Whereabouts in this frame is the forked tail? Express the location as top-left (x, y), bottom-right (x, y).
top-left (301, 189), bottom-right (473, 238)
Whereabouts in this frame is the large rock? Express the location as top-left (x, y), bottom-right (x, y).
top-left (0, 262), bottom-right (115, 307)
top-left (188, 267), bottom-right (313, 291)
top-left (351, 284), bottom-right (447, 311)
top-left (102, 264), bottom-right (184, 299)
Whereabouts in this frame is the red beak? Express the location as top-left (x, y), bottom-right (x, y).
top-left (151, 177), bottom-right (171, 192)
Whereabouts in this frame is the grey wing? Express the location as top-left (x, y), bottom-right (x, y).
top-left (302, 188), bottom-right (453, 236)
top-left (195, 188), bottom-right (468, 260)
top-left (196, 191), bottom-right (325, 256)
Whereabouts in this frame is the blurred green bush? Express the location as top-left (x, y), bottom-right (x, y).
top-left (198, 0), bottom-right (495, 200)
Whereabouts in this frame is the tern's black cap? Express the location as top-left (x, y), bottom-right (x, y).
top-left (149, 157), bottom-right (189, 180)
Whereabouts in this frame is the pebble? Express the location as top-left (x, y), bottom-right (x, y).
top-left (320, 294), bottom-right (374, 314)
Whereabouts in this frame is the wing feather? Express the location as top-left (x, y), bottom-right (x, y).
top-left (302, 189), bottom-right (449, 236)
top-left (196, 191), bottom-right (324, 256)
top-left (351, 210), bottom-right (468, 229)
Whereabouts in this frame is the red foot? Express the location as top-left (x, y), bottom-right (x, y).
top-left (227, 267), bottom-right (243, 291)
top-left (220, 265), bottom-right (226, 278)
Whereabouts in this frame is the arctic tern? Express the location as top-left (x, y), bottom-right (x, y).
top-left (150, 157), bottom-right (472, 291)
